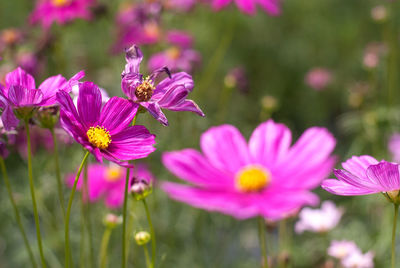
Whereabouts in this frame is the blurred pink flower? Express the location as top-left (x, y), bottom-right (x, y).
top-left (16, 52), bottom-right (41, 76)
top-left (389, 134), bottom-right (400, 163)
top-left (148, 31), bottom-right (201, 73)
top-left (224, 66), bottom-right (249, 94)
top-left (328, 240), bottom-right (359, 260)
top-left (305, 68), bottom-right (333, 91)
top-left (164, 0), bottom-right (197, 12)
top-left (295, 201), bottom-right (343, 233)
top-left (162, 119), bottom-right (336, 220)
top-left (371, 5), bottom-right (387, 22)
top-left (30, 0), bottom-right (96, 29)
top-left (342, 250), bottom-right (374, 268)
top-left (363, 43), bottom-right (386, 69)
top-left (210, 0), bottom-right (281, 15)
top-left (66, 163), bottom-right (154, 209)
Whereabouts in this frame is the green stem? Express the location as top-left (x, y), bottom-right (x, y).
top-left (50, 128), bottom-right (65, 217)
top-left (83, 161), bottom-right (94, 268)
top-left (122, 167), bottom-right (131, 268)
top-left (392, 204), bottom-right (398, 268)
top-left (258, 217), bottom-right (269, 268)
top-left (143, 245), bottom-right (151, 268)
top-left (99, 227), bottom-right (113, 268)
top-left (65, 151), bottom-right (90, 268)
top-left (0, 157), bottom-right (37, 267)
top-left (142, 199), bottom-right (156, 268)
top-left (25, 120), bottom-right (47, 268)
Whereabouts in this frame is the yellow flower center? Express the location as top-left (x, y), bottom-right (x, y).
top-left (135, 78), bottom-right (155, 102)
top-left (166, 47), bottom-right (181, 60)
top-left (144, 21), bottom-right (160, 39)
top-left (87, 126), bottom-right (111, 150)
top-left (51, 0), bottom-right (69, 7)
top-left (236, 165), bottom-right (271, 193)
top-left (105, 166), bottom-right (122, 182)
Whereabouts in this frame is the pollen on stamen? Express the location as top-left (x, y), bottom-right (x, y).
top-left (236, 165), bottom-right (271, 193)
top-left (135, 78), bottom-right (155, 102)
top-left (51, 0), bottom-right (70, 7)
top-left (86, 126), bottom-right (112, 150)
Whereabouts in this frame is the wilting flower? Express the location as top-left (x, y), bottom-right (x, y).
top-left (148, 31), bottom-right (201, 73)
top-left (162, 119), bottom-right (336, 220)
top-left (210, 0), bottom-right (281, 16)
top-left (328, 240), bottom-right (360, 260)
top-left (0, 67), bottom-right (84, 129)
top-left (305, 68), bottom-right (333, 91)
top-left (295, 201), bottom-right (343, 233)
top-left (121, 45), bottom-right (204, 126)
top-left (342, 250), bottom-right (374, 268)
top-left (112, 2), bottom-right (162, 52)
top-left (322, 156), bottom-right (400, 204)
top-left (389, 134), bottom-right (400, 163)
top-left (66, 162), bottom-right (154, 208)
top-left (30, 0), bottom-right (96, 29)
top-left (57, 81), bottom-right (155, 166)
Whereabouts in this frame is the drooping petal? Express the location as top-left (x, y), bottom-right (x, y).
top-left (8, 85), bottom-right (43, 107)
top-left (5, 67), bottom-right (36, 91)
top-left (321, 179), bottom-right (378, 196)
top-left (121, 73), bottom-right (143, 100)
top-left (140, 102), bottom-right (169, 126)
top-left (123, 45), bottom-right (143, 75)
top-left (200, 125), bottom-right (251, 174)
top-left (77, 82), bottom-right (101, 128)
top-left (99, 97), bottom-right (138, 134)
top-left (153, 72), bottom-right (194, 100)
top-left (366, 161), bottom-right (400, 191)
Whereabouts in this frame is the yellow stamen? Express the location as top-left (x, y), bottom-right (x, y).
top-left (106, 166), bottom-right (122, 182)
top-left (87, 126), bottom-right (111, 150)
top-left (51, 0), bottom-right (69, 7)
top-left (236, 165), bottom-right (271, 192)
top-left (135, 77), bottom-right (155, 102)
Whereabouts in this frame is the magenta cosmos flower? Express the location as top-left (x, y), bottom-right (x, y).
top-left (322, 156), bottom-right (400, 202)
top-left (210, 0), bottom-right (281, 15)
top-left (0, 67), bottom-right (84, 129)
top-left (66, 163), bottom-right (154, 208)
top-left (162, 119), bottom-right (336, 220)
top-left (30, 0), bottom-right (95, 29)
top-left (57, 81), bottom-right (156, 167)
top-left (148, 31), bottom-right (201, 73)
top-left (121, 45), bottom-right (204, 126)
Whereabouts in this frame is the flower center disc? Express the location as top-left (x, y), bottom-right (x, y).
top-left (135, 80), bottom-right (155, 102)
top-left (236, 165), bottom-right (271, 192)
top-left (51, 0), bottom-right (70, 7)
top-left (166, 47), bottom-right (181, 60)
top-left (106, 166), bottom-right (122, 182)
top-left (87, 126), bottom-right (111, 150)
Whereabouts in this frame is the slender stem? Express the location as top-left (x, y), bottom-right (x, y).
top-left (99, 227), bottom-right (112, 268)
top-left (65, 151), bottom-right (90, 268)
top-left (392, 204), bottom-right (399, 268)
top-left (258, 217), bottom-right (269, 268)
top-left (143, 246), bottom-right (151, 268)
top-left (50, 128), bottom-right (65, 217)
top-left (83, 161), bottom-right (94, 268)
top-left (122, 167), bottom-right (131, 268)
top-left (25, 120), bottom-right (47, 268)
top-left (79, 192), bottom-right (86, 268)
top-left (0, 157), bottom-right (37, 267)
top-left (143, 199), bottom-right (156, 268)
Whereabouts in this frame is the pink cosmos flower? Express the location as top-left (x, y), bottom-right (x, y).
top-left (295, 201), bottom-right (343, 233)
top-left (57, 81), bottom-right (156, 167)
top-left (121, 45), bottom-right (204, 126)
top-left (0, 67), bottom-right (84, 130)
top-left (148, 31), bottom-right (202, 73)
top-left (328, 240), bottom-right (359, 260)
top-left (389, 134), bottom-right (400, 163)
top-left (321, 156), bottom-right (400, 201)
top-left (66, 163), bottom-right (154, 208)
top-left (210, 0), bottom-right (281, 16)
top-left (30, 0), bottom-right (95, 29)
top-left (342, 250), bottom-right (374, 268)
top-left (164, 0), bottom-right (197, 12)
top-left (162, 119), bottom-right (336, 220)
top-left (305, 68), bottom-right (333, 91)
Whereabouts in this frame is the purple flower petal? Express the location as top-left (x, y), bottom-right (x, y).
top-left (366, 161), bottom-right (400, 191)
top-left (342, 155), bottom-right (379, 184)
top-left (1, 105), bottom-right (19, 130)
top-left (8, 85), bottom-right (43, 107)
top-left (140, 102), bottom-right (169, 126)
top-left (321, 179), bottom-right (378, 196)
top-left (38, 74), bottom-right (68, 106)
top-left (5, 67), bottom-right (35, 90)
top-left (77, 82), bottom-right (101, 128)
top-left (123, 45), bottom-right (143, 75)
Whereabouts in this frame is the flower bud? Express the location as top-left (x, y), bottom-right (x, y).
top-left (383, 190), bottom-right (400, 205)
top-left (130, 176), bottom-right (152, 201)
top-left (103, 213), bottom-right (122, 228)
top-left (35, 106), bottom-right (59, 129)
top-left (135, 231), bottom-right (151, 246)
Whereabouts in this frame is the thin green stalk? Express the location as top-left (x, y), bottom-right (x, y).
top-left (50, 128), bottom-right (65, 216)
top-left (65, 151), bottom-right (90, 268)
top-left (122, 167), bottom-right (131, 268)
top-left (25, 120), bottom-right (47, 268)
top-left (143, 246), bottom-right (151, 268)
top-left (142, 199), bottom-right (156, 268)
top-left (258, 217), bottom-right (269, 268)
top-left (79, 190), bottom-right (86, 268)
top-left (392, 204), bottom-right (398, 268)
top-left (83, 161), bottom-right (94, 268)
top-left (0, 157), bottom-right (37, 267)
top-left (99, 227), bottom-right (113, 268)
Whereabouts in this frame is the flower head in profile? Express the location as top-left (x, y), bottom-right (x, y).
top-left (295, 201), bottom-right (343, 234)
top-left (162, 119), bottom-right (336, 220)
top-left (148, 31), bottom-right (201, 73)
top-left (57, 81), bottom-right (156, 167)
top-left (30, 0), bottom-right (96, 29)
top-left (322, 156), bottom-right (400, 204)
top-left (66, 162), bottom-right (154, 208)
top-left (328, 240), bottom-right (359, 260)
top-left (210, 0), bottom-right (281, 16)
top-left (121, 45), bottom-right (204, 126)
top-left (0, 67), bottom-right (84, 129)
